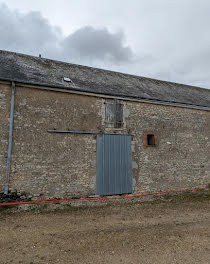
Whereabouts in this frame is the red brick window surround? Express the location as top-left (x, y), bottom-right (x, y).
top-left (144, 132), bottom-right (157, 147)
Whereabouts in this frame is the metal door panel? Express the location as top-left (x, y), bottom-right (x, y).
top-left (96, 134), bottom-right (132, 195)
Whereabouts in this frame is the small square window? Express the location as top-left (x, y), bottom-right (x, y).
top-left (144, 133), bottom-right (157, 146)
top-left (147, 134), bottom-right (155, 145)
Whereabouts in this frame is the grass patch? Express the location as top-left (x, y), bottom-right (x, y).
top-left (161, 189), bottom-right (210, 203)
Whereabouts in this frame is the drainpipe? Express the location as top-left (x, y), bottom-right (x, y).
top-left (4, 81), bottom-right (16, 195)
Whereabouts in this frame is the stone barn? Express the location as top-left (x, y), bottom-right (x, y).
top-left (0, 50), bottom-right (210, 199)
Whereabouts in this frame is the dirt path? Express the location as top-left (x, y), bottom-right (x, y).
top-left (0, 193), bottom-right (210, 264)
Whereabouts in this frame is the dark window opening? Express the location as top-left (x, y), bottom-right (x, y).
top-left (105, 99), bottom-right (123, 128)
top-left (144, 132), bottom-right (157, 146)
top-left (147, 134), bottom-right (155, 145)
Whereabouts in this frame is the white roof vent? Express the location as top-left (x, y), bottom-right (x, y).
top-left (63, 77), bottom-right (72, 82)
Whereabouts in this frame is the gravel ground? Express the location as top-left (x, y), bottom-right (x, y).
top-left (0, 191), bottom-right (210, 264)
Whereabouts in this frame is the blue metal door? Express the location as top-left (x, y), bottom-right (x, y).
top-left (96, 134), bottom-right (132, 195)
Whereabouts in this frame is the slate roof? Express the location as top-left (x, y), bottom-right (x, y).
top-left (0, 49), bottom-right (210, 108)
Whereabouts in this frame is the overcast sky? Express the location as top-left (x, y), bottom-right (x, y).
top-left (0, 0), bottom-right (210, 88)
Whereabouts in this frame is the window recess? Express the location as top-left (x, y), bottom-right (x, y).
top-left (105, 99), bottom-right (123, 128)
top-left (144, 132), bottom-right (157, 147)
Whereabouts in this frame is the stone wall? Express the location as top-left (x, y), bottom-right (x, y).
top-left (125, 101), bottom-right (210, 193)
top-left (0, 83), bottom-right (210, 198)
top-left (0, 84), bottom-right (11, 192)
top-left (8, 86), bottom-right (103, 198)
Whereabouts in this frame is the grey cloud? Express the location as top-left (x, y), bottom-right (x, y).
top-left (0, 4), bottom-right (134, 66)
top-left (62, 27), bottom-right (133, 63)
top-left (0, 4), bottom-right (61, 55)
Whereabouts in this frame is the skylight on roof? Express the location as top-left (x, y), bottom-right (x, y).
top-left (63, 77), bottom-right (72, 82)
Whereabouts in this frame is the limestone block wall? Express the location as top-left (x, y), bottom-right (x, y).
top-left (0, 82), bottom-right (210, 198)
top-left (125, 101), bottom-right (210, 193)
top-left (8, 86), bottom-right (102, 198)
top-left (0, 84), bottom-right (11, 192)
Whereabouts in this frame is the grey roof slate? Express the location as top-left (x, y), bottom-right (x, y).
top-left (0, 50), bottom-right (210, 107)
